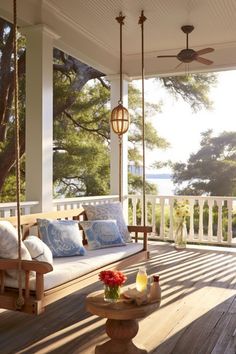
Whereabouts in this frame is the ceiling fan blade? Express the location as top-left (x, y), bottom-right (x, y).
top-left (196, 56), bottom-right (213, 65)
top-left (196, 47), bottom-right (214, 55)
top-left (157, 55), bottom-right (177, 58)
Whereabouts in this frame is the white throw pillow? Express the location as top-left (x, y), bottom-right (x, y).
top-left (24, 236), bottom-right (53, 265)
top-left (0, 221), bottom-right (32, 278)
top-left (83, 202), bottom-right (132, 243)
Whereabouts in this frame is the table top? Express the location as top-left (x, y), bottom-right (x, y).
top-left (86, 290), bottom-right (161, 320)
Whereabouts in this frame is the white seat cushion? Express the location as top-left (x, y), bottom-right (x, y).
top-left (4, 243), bottom-right (143, 290)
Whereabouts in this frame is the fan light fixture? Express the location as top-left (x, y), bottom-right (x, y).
top-left (110, 12), bottom-right (130, 202)
top-left (157, 25), bottom-right (214, 66)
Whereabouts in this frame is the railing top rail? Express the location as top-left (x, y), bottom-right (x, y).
top-left (53, 195), bottom-right (119, 204)
top-left (0, 201), bottom-right (39, 209)
top-left (128, 194), bottom-right (236, 200)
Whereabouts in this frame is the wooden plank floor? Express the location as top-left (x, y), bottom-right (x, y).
top-left (0, 242), bottom-right (236, 354)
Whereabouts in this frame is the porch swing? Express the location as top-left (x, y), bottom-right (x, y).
top-left (0, 3), bottom-right (151, 315)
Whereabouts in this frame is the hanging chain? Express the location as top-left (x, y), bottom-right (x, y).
top-left (116, 12), bottom-right (125, 104)
top-left (13, 0), bottom-right (24, 309)
top-left (139, 11), bottom-right (147, 227)
top-left (115, 12), bottom-right (125, 202)
top-left (118, 135), bottom-right (122, 202)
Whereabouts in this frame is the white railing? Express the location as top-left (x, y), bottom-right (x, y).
top-left (128, 195), bottom-right (236, 246)
top-left (0, 196), bottom-right (119, 217)
top-left (1, 195), bottom-right (236, 247)
top-left (0, 201), bottom-right (39, 217)
top-left (53, 195), bottom-right (119, 210)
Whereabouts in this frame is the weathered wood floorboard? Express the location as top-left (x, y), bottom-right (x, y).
top-left (0, 242), bottom-right (235, 354)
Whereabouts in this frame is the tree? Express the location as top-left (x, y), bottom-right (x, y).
top-left (0, 18), bottom-right (217, 201)
top-left (53, 80), bottom-right (164, 197)
top-left (160, 74), bottom-right (217, 111)
top-left (53, 81), bottom-right (111, 196)
top-left (172, 130), bottom-right (236, 196)
top-left (0, 19), bottom-right (106, 198)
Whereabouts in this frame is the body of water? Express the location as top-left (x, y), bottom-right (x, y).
top-left (146, 176), bottom-right (174, 196)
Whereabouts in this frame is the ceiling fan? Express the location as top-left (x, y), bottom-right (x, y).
top-left (157, 25), bottom-right (214, 65)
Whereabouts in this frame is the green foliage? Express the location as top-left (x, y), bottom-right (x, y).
top-left (173, 130), bottom-right (236, 196)
top-left (0, 169), bottom-right (25, 202)
top-left (53, 80), bottom-right (110, 197)
top-left (128, 85), bottom-right (169, 152)
top-left (153, 205), bottom-right (170, 235)
top-left (128, 173), bottom-right (157, 195)
top-left (0, 18), bottom-right (217, 201)
top-left (160, 74), bottom-right (217, 112)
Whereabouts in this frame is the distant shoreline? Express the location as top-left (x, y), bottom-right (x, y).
top-left (146, 174), bottom-right (174, 195)
top-left (146, 173), bottom-right (172, 180)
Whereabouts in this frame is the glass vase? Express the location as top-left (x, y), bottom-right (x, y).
top-left (174, 221), bottom-right (187, 249)
top-left (104, 285), bottom-right (120, 303)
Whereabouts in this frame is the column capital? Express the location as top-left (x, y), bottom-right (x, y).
top-left (21, 24), bottom-right (60, 40)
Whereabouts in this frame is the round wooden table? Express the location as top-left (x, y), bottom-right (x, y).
top-left (86, 290), bottom-right (161, 354)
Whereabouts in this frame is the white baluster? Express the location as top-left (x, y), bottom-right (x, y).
top-left (11, 208), bottom-right (16, 216)
top-left (151, 196), bottom-right (156, 234)
top-left (145, 198), bottom-right (148, 226)
top-left (189, 199), bottom-right (195, 241)
top-left (3, 209), bottom-right (11, 218)
top-left (160, 197), bottom-right (165, 239)
top-left (208, 199), bottom-right (214, 241)
top-left (23, 206), bottom-right (31, 215)
top-left (131, 197), bottom-right (137, 226)
top-left (168, 197), bottom-right (174, 240)
top-left (227, 199), bottom-right (233, 245)
top-left (217, 199), bottom-right (223, 243)
top-left (141, 196), bottom-right (144, 226)
top-left (198, 199), bottom-right (204, 242)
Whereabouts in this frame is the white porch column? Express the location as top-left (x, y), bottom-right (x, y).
top-left (24, 25), bottom-right (58, 212)
top-left (109, 75), bottom-right (129, 221)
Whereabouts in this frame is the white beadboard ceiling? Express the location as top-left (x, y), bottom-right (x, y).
top-left (1, 0), bottom-right (236, 77)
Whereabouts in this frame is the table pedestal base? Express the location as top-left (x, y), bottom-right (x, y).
top-left (95, 318), bottom-right (147, 354)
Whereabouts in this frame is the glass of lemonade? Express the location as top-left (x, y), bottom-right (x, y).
top-left (136, 266), bottom-right (148, 292)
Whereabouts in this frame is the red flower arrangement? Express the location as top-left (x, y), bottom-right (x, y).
top-left (99, 270), bottom-right (127, 287)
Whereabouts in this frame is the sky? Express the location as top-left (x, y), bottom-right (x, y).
top-left (134, 70), bottom-right (236, 174)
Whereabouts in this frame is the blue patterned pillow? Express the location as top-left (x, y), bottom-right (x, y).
top-left (37, 219), bottom-right (86, 257)
top-left (79, 220), bottom-right (126, 250)
top-left (83, 202), bottom-right (132, 242)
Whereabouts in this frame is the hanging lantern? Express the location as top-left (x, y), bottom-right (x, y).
top-left (111, 102), bottom-right (129, 135)
top-left (110, 13), bottom-right (130, 136)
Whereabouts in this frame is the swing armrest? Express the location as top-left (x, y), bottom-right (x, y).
top-left (127, 225), bottom-right (152, 250)
top-left (0, 259), bottom-right (53, 311)
top-left (0, 259), bottom-right (53, 274)
top-left (127, 225), bottom-right (152, 233)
